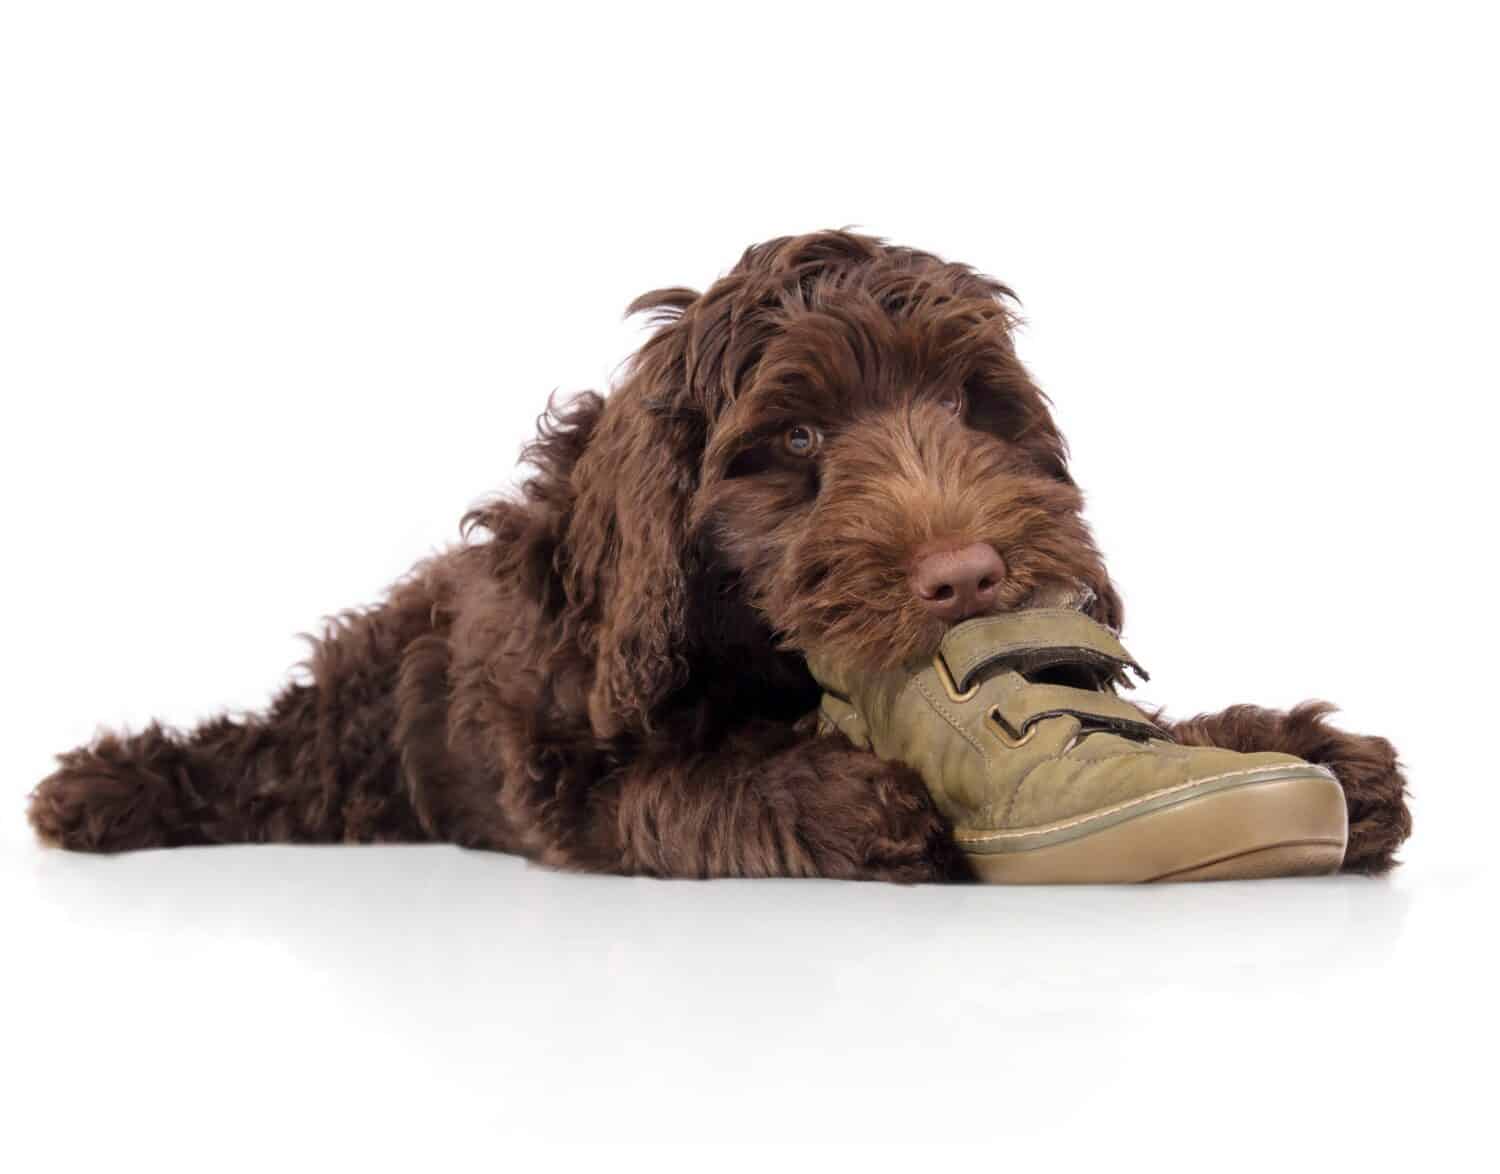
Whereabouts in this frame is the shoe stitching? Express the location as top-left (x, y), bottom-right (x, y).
top-left (910, 672), bottom-right (991, 765)
top-left (955, 764), bottom-right (1336, 843)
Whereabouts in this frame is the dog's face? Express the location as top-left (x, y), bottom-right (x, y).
top-left (597, 232), bottom-right (1116, 674)
top-left (552, 233), bottom-right (1122, 734)
top-left (690, 294), bottom-right (1116, 672)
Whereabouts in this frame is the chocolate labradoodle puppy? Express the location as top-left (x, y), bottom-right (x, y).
top-left (29, 232), bottom-right (1411, 878)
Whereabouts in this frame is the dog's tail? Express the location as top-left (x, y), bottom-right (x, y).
top-left (29, 606), bottom-right (441, 853)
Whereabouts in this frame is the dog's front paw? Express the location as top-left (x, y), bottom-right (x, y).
top-left (1169, 701), bottom-right (1412, 873)
top-left (785, 741), bottom-right (968, 883)
top-left (1281, 704), bottom-right (1412, 873)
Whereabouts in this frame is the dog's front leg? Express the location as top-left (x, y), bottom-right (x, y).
top-left (1161, 703), bottom-right (1412, 873)
top-left (600, 725), bottom-right (968, 883)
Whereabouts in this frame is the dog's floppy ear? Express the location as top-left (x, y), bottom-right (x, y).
top-left (564, 371), bottom-right (706, 739)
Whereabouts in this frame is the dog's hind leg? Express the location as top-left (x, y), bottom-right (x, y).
top-left (29, 590), bottom-right (447, 853)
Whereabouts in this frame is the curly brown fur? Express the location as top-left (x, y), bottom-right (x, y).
top-left (29, 230), bottom-right (1410, 878)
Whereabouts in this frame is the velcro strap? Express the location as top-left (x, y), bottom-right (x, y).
top-left (992, 683), bottom-right (1165, 742)
top-left (938, 609), bottom-right (1147, 692)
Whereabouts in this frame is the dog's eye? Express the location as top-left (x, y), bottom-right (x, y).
top-left (937, 389), bottom-right (964, 415)
top-left (783, 424), bottom-right (822, 457)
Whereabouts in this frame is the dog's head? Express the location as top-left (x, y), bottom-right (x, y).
top-left (528, 232), bottom-right (1120, 736)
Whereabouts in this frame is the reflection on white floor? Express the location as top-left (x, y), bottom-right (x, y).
top-left (2, 842), bottom-right (1488, 1167)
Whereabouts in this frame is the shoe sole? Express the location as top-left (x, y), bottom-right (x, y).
top-left (959, 767), bottom-right (1347, 884)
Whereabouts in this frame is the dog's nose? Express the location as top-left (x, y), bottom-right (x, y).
top-left (910, 543), bottom-right (1007, 621)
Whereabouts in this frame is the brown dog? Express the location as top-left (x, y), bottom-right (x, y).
top-left (28, 232), bottom-right (1412, 879)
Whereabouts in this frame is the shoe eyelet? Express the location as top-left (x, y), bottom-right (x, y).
top-left (932, 653), bottom-right (980, 703)
top-left (987, 706), bottom-right (1039, 749)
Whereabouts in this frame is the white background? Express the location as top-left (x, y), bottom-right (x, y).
top-left (2, 1), bottom-right (1496, 1169)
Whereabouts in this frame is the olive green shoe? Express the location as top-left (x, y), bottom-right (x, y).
top-left (809, 609), bottom-right (1347, 883)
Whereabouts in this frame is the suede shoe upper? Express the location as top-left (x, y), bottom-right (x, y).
top-left (808, 609), bottom-right (1331, 849)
